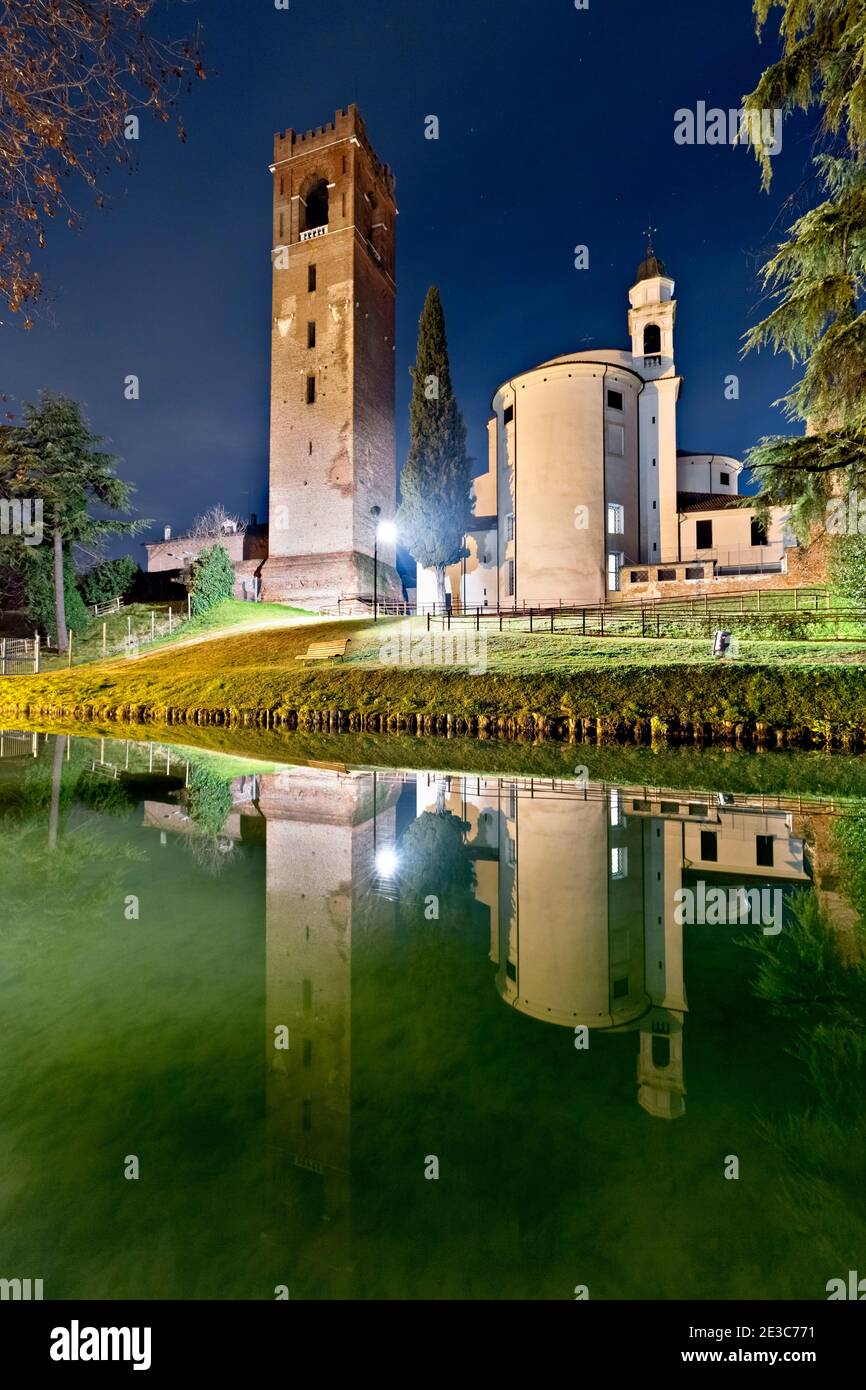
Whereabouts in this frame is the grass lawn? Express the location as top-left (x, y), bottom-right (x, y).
top-left (3, 605), bottom-right (866, 734)
top-left (40, 599), bottom-right (316, 670)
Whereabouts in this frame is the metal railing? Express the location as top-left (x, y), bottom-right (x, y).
top-left (0, 637), bottom-right (40, 674)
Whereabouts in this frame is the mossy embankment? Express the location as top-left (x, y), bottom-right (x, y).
top-left (3, 610), bottom-right (866, 747)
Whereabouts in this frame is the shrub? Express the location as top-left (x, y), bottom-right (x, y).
top-left (189, 544), bottom-right (235, 617)
top-left (78, 556), bottom-right (138, 607)
top-left (829, 534), bottom-right (866, 607)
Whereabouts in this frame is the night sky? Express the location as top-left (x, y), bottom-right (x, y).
top-left (2, 0), bottom-right (817, 567)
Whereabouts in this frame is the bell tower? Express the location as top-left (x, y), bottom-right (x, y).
top-left (263, 106), bottom-right (401, 607)
top-left (628, 237), bottom-right (682, 565)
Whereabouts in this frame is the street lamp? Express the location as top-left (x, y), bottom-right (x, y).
top-left (372, 511), bottom-right (397, 622)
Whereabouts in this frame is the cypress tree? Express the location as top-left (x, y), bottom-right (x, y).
top-left (398, 287), bottom-right (473, 606)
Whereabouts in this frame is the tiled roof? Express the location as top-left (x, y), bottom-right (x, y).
top-left (677, 492), bottom-right (748, 514)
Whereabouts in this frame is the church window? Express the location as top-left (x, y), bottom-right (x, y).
top-left (695, 519), bottom-right (713, 549)
top-left (720, 470), bottom-right (730, 486)
top-left (505, 513), bottom-right (514, 541)
top-left (607, 389), bottom-right (623, 411)
top-left (652, 1035), bottom-right (671, 1069)
top-left (643, 323), bottom-right (662, 355)
top-left (607, 502), bottom-right (624, 535)
top-left (611, 848), bottom-right (628, 879)
top-left (606, 422), bottom-right (625, 456)
top-left (306, 375), bottom-right (316, 405)
top-left (307, 321), bottom-right (316, 349)
top-left (751, 517), bottom-right (768, 546)
top-left (308, 264), bottom-right (317, 292)
top-left (503, 404), bottom-right (514, 425)
top-left (506, 559), bottom-right (515, 597)
top-left (609, 789), bottom-right (623, 827)
top-left (652, 500), bottom-right (656, 510)
top-left (756, 835), bottom-right (775, 867)
top-left (607, 551), bottom-right (623, 592)
top-left (700, 830), bottom-right (718, 862)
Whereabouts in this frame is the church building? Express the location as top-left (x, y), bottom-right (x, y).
top-left (146, 110), bottom-right (806, 614)
top-left (416, 245), bottom-right (797, 612)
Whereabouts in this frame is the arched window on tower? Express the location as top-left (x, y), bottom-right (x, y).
top-left (300, 178), bottom-right (329, 239)
top-left (643, 323), bottom-right (662, 357)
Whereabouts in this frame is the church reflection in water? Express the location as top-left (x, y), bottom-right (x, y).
top-left (145, 761), bottom-right (814, 1280)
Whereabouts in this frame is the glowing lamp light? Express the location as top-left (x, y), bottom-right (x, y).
top-left (377, 520), bottom-right (397, 545)
top-left (375, 847), bottom-right (400, 878)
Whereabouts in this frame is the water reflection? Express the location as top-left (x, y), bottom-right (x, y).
top-left (1, 731), bottom-right (862, 1300)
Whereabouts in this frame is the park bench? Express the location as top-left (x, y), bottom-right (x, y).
top-left (298, 637), bottom-right (353, 663)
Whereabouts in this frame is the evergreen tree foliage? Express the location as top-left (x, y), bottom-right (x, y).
top-left (398, 287), bottom-right (473, 604)
top-left (24, 543), bottom-right (88, 639)
top-left (189, 544), bottom-right (235, 616)
top-left (78, 555), bottom-right (137, 607)
top-left (741, 2), bottom-right (866, 533)
top-left (0, 393), bottom-right (144, 648)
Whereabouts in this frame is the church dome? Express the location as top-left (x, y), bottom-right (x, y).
top-left (635, 250), bottom-right (667, 283)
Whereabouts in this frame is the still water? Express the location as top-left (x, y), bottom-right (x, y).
top-left (1, 730), bottom-right (864, 1301)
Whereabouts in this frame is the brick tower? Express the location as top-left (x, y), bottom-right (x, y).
top-left (262, 106), bottom-right (402, 607)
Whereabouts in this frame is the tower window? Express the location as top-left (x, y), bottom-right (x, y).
top-left (607, 389), bottom-right (623, 411)
top-left (307, 321), bottom-right (316, 349)
top-left (503, 404), bottom-right (514, 425)
top-left (611, 848), bottom-right (628, 879)
top-left (643, 323), bottom-right (662, 355)
top-left (506, 559), bottom-right (515, 597)
top-left (695, 519), bottom-right (713, 549)
top-left (505, 513), bottom-right (514, 541)
top-left (751, 517), bottom-right (768, 546)
top-left (306, 376), bottom-right (316, 405)
top-left (302, 178), bottom-right (329, 232)
top-left (607, 502), bottom-right (624, 535)
top-left (607, 551), bottom-right (623, 592)
top-left (308, 264), bottom-right (317, 292)
top-left (720, 470), bottom-right (730, 486)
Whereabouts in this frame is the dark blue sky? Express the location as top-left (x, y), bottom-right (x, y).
top-left (2, 0), bottom-right (816, 563)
